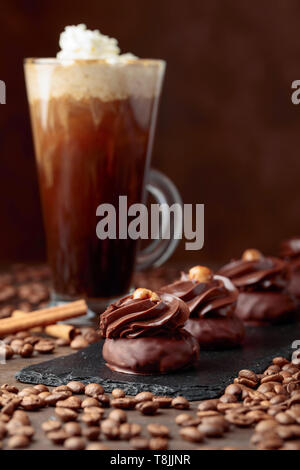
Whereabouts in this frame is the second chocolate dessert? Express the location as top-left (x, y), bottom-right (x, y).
top-left (218, 249), bottom-right (297, 325)
top-left (100, 288), bottom-right (199, 374)
top-left (160, 266), bottom-right (245, 349)
top-left (280, 237), bottom-right (300, 300)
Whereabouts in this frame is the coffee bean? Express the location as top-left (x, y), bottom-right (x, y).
top-left (8, 434), bottom-right (30, 449)
top-left (277, 411), bottom-right (296, 425)
top-left (257, 435), bottom-right (283, 450)
top-left (172, 396), bottom-right (190, 410)
top-left (139, 400), bottom-right (159, 415)
top-left (225, 412), bottom-right (255, 427)
top-left (85, 383), bottom-right (104, 397)
top-left (1, 384), bottom-right (18, 394)
top-left (64, 436), bottom-right (86, 450)
top-left (130, 437), bottom-right (149, 450)
top-left (101, 419), bottom-right (120, 439)
top-left (44, 391), bottom-right (72, 406)
top-left (42, 420), bottom-right (62, 433)
top-left (33, 384), bottom-right (49, 393)
top-left (67, 381), bottom-right (85, 394)
top-left (34, 340), bottom-right (55, 354)
top-left (180, 426), bottom-right (204, 443)
top-left (18, 386), bottom-right (39, 397)
top-left (202, 416), bottom-right (229, 431)
top-left (81, 397), bottom-right (100, 409)
top-left (21, 395), bottom-right (43, 410)
top-left (10, 339), bottom-right (24, 354)
top-left (70, 336), bottom-right (89, 350)
top-left (135, 392), bottom-right (154, 402)
top-left (149, 437), bottom-right (169, 450)
top-left (273, 357), bottom-right (289, 367)
top-left (152, 396), bottom-right (172, 408)
top-left (147, 423), bottom-right (169, 438)
top-left (236, 378), bottom-right (257, 388)
top-left (55, 407), bottom-right (78, 422)
top-left (86, 443), bottom-right (109, 450)
top-left (82, 426), bottom-right (100, 441)
top-left (47, 430), bottom-right (68, 444)
top-left (64, 421), bottom-right (82, 436)
top-left (9, 425), bottom-right (35, 439)
top-left (53, 385), bottom-right (71, 393)
top-left (119, 423), bottom-right (142, 440)
top-left (80, 411), bottom-right (102, 426)
top-left (225, 384), bottom-right (242, 396)
top-left (198, 399), bottom-right (219, 411)
top-left (255, 419), bottom-right (277, 433)
top-left (219, 394), bottom-right (238, 404)
top-left (56, 396), bottom-right (82, 410)
top-left (56, 338), bottom-right (70, 347)
top-left (97, 394), bottom-right (110, 407)
top-left (238, 369), bottom-right (258, 383)
top-left (198, 422), bottom-right (224, 437)
top-left (109, 409), bottom-right (127, 423)
top-left (111, 398), bottom-right (137, 410)
top-left (111, 388), bottom-right (125, 398)
top-left (261, 373), bottom-right (283, 384)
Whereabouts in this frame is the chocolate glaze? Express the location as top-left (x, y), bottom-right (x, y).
top-left (184, 316), bottom-right (245, 350)
top-left (218, 255), bottom-right (297, 324)
top-left (102, 329), bottom-right (200, 375)
top-left (160, 274), bottom-right (238, 318)
top-left (100, 292), bottom-right (189, 339)
top-left (280, 237), bottom-right (300, 298)
top-left (161, 273), bottom-right (244, 348)
top-left (235, 291), bottom-right (297, 325)
top-left (218, 257), bottom-right (287, 290)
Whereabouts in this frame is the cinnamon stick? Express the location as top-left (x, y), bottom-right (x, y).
top-left (0, 300), bottom-right (87, 337)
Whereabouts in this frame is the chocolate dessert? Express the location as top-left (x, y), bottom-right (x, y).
top-left (218, 249), bottom-right (297, 325)
top-left (160, 266), bottom-right (245, 349)
top-left (100, 288), bottom-right (199, 374)
top-left (280, 237), bottom-right (300, 299)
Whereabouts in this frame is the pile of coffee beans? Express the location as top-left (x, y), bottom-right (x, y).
top-left (0, 354), bottom-right (300, 450)
top-left (1, 326), bottom-right (101, 361)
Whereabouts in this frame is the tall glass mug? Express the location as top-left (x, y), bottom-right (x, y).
top-left (24, 58), bottom-right (181, 311)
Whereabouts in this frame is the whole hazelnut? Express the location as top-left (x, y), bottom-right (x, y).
top-left (189, 266), bottom-right (212, 283)
top-left (132, 288), bottom-right (160, 302)
top-left (242, 249), bottom-right (262, 261)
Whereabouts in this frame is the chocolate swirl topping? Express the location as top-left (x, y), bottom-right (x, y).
top-left (218, 256), bottom-right (288, 291)
top-left (160, 274), bottom-right (238, 318)
top-left (100, 292), bottom-right (189, 339)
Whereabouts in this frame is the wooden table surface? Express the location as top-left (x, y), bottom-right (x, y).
top-left (0, 338), bottom-right (255, 450)
top-left (0, 264), bottom-right (256, 450)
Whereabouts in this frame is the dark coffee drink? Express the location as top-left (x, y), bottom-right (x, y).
top-left (25, 59), bottom-right (165, 306)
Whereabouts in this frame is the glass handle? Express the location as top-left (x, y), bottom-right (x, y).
top-left (136, 169), bottom-right (182, 271)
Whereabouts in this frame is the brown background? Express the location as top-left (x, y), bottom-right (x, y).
top-left (1, 0), bottom-right (300, 269)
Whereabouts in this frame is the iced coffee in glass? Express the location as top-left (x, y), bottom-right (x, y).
top-left (24, 25), bottom-right (181, 310)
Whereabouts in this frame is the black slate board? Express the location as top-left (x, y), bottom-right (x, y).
top-left (15, 322), bottom-right (300, 401)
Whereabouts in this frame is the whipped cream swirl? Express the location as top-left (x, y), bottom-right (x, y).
top-left (57, 24), bottom-right (137, 62)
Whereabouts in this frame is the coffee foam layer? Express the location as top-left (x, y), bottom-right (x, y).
top-left (24, 60), bottom-right (165, 103)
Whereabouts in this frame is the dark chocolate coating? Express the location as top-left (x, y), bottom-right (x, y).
top-left (234, 291), bottom-right (297, 325)
top-left (218, 255), bottom-right (297, 324)
top-left (280, 237), bottom-right (300, 299)
top-left (184, 316), bottom-right (245, 350)
top-left (102, 329), bottom-right (200, 375)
